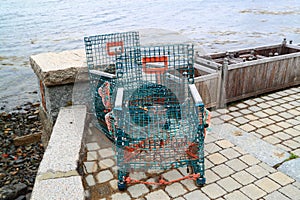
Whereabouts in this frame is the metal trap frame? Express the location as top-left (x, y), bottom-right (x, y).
top-left (84, 32), bottom-right (140, 140)
top-left (112, 44), bottom-right (206, 190)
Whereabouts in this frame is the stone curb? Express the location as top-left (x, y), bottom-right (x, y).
top-left (30, 105), bottom-right (87, 200)
top-left (214, 123), bottom-right (290, 167)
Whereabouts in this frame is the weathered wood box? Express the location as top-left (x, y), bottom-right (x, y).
top-left (194, 41), bottom-right (300, 107)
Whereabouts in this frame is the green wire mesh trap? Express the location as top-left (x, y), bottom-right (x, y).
top-left (84, 32), bottom-right (140, 140)
top-left (112, 44), bottom-right (206, 189)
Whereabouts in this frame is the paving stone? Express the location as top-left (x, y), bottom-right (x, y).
top-left (282, 140), bottom-right (300, 149)
top-left (277, 121), bottom-right (293, 129)
top-left (231, 170), bottom-right (256, 186)
top-left (293, 136), bottom-right (300, 143)
top-left (236, 103), bottom-right (248, 109)
top-left (263, 191), bottom-right (291, 200)
top-left (274, 98), bottom-right (286, 104)
top-left (249, 120), bottom-right (265, 128)
top-left (295, 124), bottom-right (300, 131)
top-left (205, 169), bottom-right (221, 184)
top-left (184, 190), bottom-right (209, 200)
top-left (288, 109), bottom-right (300, 116)
top-left (228, 121), bottom-right (239, 126)
top-left (269, 115), bottom-right (284, 122)
top-left (96, 170), bottom-right (113, 183)
top-left (292, 149), bottom-right (300, 157)
top-left (224, 191), bottom-right (250, 200)
top-left (205, 158), bottom-right (213, 169)
top-left (205, 134), bottom-right (219, 143)
top-left (216, 140), bottom-right (234, 148)
top-left (83, 161), bottom-right (98, 174)
top-left (232, 146), bottom-right (247, 155)
top-left (261, 96), bottom-right (273, 100)
top-left (181, 179), bottom-right (197, 191)
top-left (244, 114), bottom-right (259, 121)
top-left (87, 151), bottom-right (97, 161)
top-left (165, 183), bottom-right (187, 198)
top-left (229, 111), bottom-right (242, 117)
top-left (99, 158), bottom-right (115, 169)
top-left (244, 99), bottom-right (257, 106)
top-left (268, 93), bottom-right (282, 98)
top-left (205, 143), bottom-right (221, 154)
top-left (276, 144), bottom-right (292, 152)
top-left (248, 106), bottom-right (262, 112)
top-left (211, 117), bottom-right (223, 125)
top-left (266, 100), bottom-right (279, 106)
top-left (286, 118), bottom-right (300, 125)
top-left (217, 177), bottom-right (242, 192)
top-left (229, 106), bottom-right (239, 111)
top-left (246, 165), bottom-right (269, 179)
top-left (253, 111), bottom-right (268, 118)
top-left (98, 148), bottom-right (114, 158)
top-left (201, 183), bottom-right (226, 199)
top-left (128, 184), bottom-right (149, 198)
top-left (293, 181), bottom-right (300, 189)
top-left (257, 102), bottom-right (271, 109)
top-left (254, 97), bottom-right (265, 102)
top-left (239, 154), bottom-right (260, 166)
top-left (111, 193), bottom-right (131, 200)
top-left (274, 132), bottom-right (292, 140)
top-left (147, 178), bottom-right (159, 190)
top-left (212, 164), bottom-right (234, 178)
top-left (271, 105), bottom-right (287, 112)
top-left (258, 162), bottom-right (276, 173)
top-left (173, 197), bottom-right (185, 200)
top-left (240, 184), bottom-right (267, 199)
top-left (266, 124), bottom-right (283, 132)
top-left (109, 180), bottom-right (118, 190)
top-left (284, 128), bottom-right (300, 137)
top-left (225, 158), bottom-right (248, 171)
top-left (278, 112), bottom-right (294, 119)
top-left (163, 170), bottom-right (182, 181)
top-left (219, 148), bottom-right (240, 159)
top-left (86, 142), bottom-right (100, 151)
top-left (254, 177), bottom-right (281, 193)
top-left (145, 190), bottom-right (170, 200)
top-left (263, 135), bottom-right (281, 144)
top-left (221, 114), bottom-right (234, 122)
top-left (260, 117), bottom-right (275, 125)
top-left (256, 128), bottom-right (273, 137)
top-left (207, 153), bottom-right (228, 165)
top-left (239, 109), bottom-right (252, 115)
top-left (233, 116), bottom-right (249, 124)
top-left (268, 171), bottom-right (294, 186)
top-left (279, 184), bottom-right (300, 200)
top-left (240, 124), bottom-right (256, 132)
top-left (282, 103), bottom-right (296, 110)
top-left (85, 175), bottom-right (96, 186)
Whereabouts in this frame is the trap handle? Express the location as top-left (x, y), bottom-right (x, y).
top-left (106, 41), bottom-right (124, 56)
top-left (142, 56), bottom-right (168, 74)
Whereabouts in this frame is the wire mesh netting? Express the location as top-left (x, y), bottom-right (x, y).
top-left (113, 44), bottom-right (205, 172)
top-left (84, 32), bottom-right (140, 139)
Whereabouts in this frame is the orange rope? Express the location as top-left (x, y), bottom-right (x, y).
top-left (125, 173), bottom-right (200, 185)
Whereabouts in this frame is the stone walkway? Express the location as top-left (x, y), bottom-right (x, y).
top-left (82, 86), bottom-right (300, 200)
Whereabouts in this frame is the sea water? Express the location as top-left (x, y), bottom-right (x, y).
top-left (1, 0), bottom-right (300, 110)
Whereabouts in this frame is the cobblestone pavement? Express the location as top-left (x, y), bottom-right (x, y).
top-left (82, 86), bottom-right (300, 200)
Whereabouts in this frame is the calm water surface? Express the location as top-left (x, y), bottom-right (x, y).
top-left (1, 0), bottom-right (300, 110)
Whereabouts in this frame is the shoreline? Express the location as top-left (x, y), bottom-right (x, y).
top-left (0, 101), bottom-right (44, 200)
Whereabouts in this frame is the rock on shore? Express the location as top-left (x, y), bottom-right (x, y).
top-left (0, 102), bottom-right (44, 200)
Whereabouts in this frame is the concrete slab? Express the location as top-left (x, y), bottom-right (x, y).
top-left (278, 158), bottom-right (300, 182)
top-left (31, 176), bottom-right (84, 200)
top-left (30, 49), bottom-right (87, 86)
top-left (37, 105), bottom-right (86, 175)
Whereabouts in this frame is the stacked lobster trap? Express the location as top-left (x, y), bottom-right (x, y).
top-left (84, 32), bottom-right (208, 190)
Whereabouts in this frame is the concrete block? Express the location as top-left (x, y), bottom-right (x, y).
top-left (37, 105), bottom-right (86, 175)
top-left (30, 49), bottom-right (87, 86)
top-left (31, 176), bottom-right (84, 200)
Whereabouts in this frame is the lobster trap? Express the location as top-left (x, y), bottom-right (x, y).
top-left (112, 44), bottom-right (207, 190)
top-left (84, 32), bottom-right (140, 140)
